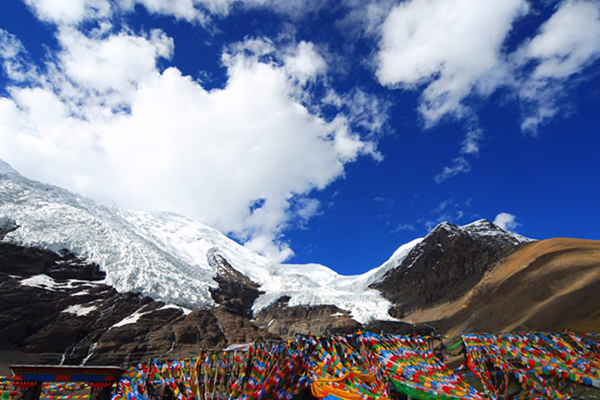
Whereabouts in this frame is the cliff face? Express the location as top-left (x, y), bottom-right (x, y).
top-left (0, 241), bottom-right (278, 372)
top-left (207, 250), bottom-right (262, 319)
top-left (253, 296), bottom-right (361, 338)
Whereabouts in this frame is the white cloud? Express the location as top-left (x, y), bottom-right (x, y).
top-left (433, 157), bottom-right (471, 184)
top-left (117, 0), bottom-right (210, 24)
top-left (375, 0), bottom-right (600, 136)
top-left (461, 127), bottom-right (483, 155)
top-left (283, 41), bottom-right (327, 86)
top-left (520, 0), bottom-right (600, 79)
top-left (375, 0), bottom-right (529, 184)
top-left (514, 0), bottom-right (600, 134)
top-left (493, 212), bottom-right (520, 231)
top-left (336, 0), bottom-right (398, 37)
top-left (432, 124), bottom-right (482, 181)
top-left (375, 0), bottom-right (600, 181)
top-left (376, 0), bottom-right (529, 125)
top-left (23, 0), bottom-right (216, 25)
top-left (21, 0), bottom-right (328, 26)
top-left (392, 223), bottom-right (415, 232)
top-left (0, 30), bottom-right (37, 82)
top-left (0, 27), bottom-right (383, 262)
top-left (23, 0), bottom-right (112, 24)
top-left (55, 26), bottom-right (174, 106)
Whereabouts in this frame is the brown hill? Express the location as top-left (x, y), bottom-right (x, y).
top-left (405, 238), bottom-right (600, 335)
top-left (372, 220), bottom-right (525, 318)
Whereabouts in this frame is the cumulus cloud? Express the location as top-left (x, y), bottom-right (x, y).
top-left (23, 0), bottom-right (112, 24)
top-left (514, 0), bottom-right (600, 134)
top-left (283, 41), bottom-right (327, 86)
top-left (376, 0), bottom-right (528, 125)
top-left (433, 157), bottom-right (471, 184)
top-left (493, 212), bottom-right (520, 231)
top-left (375, 0), bottom-right (600, 180)
top-left (0, 26), bottom-right (383, 262)
top-left (376, 0), bottom-right (600, 130)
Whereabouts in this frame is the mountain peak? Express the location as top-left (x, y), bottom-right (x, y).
top-left (429, 219), bottom-right (531, 246)
top-left (372, 218), bottom-right (533, 317)
top-left (463, 218), bottom-right (495, 228)
top-left (0, 159), bottom-right (19, 176)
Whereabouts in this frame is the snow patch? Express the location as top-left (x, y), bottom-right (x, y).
top-left (80, 342), bottom-right (98, 366)
top-left (19, 275), bottom-right (100, 292)
top-left (463, 219), bottom-right (532, 244)
top-left (112, 308), bottom-right (148, 328)
top-left (20, 274), bottom-right (61, 290)
top-left (62, 304), bottom-right (97, 317)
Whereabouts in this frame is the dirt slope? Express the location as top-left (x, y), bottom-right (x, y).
top-left (405, 238), bottom-right (600, 335)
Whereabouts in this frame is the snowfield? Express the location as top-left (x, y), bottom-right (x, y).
top-left (1, 159), bottom-right (528, 324)
top-left (1, 159), bottom-right (420, 323)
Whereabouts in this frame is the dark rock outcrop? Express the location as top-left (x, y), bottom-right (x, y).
top-left (371, 221), bottom-right (528, 316)
top-left (207, 249), bottom-right (262, 319)
top-left (362, 320), bottom-right (437, 336)
top-left (0, 242), bottom-right (278, 371)
top-left (253, 296), bottom-right (438, 340)
top-left (254, 296), bottom-right (361, 339)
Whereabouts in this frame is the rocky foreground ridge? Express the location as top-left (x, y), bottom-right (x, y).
top-left (0, 240), bottom-right (278, 369)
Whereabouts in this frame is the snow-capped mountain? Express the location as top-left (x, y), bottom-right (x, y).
top-left (371, 219), bottom-right (533, 318)
top-left (0, 159), bottom-right (420, 324)
top-left (6, 159), bottom-right (600, 370)
top-left (14, 158), bottom-right (600, 368)
top-left (0, 159), bottom-right (537, 329)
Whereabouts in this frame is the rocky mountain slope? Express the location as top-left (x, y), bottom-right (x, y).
top-left (372, 220), bottom-right (531, 318)
top-left (2, 159), bottom-right (599, 369)
top-left (0, 238), bottom-right (431, 372)
top-left (0, 240), bottom-right (278, 374)
top-left (0, 159), bottom-right (403, 324)
top-left (405, 237), bottom-right (600, 335)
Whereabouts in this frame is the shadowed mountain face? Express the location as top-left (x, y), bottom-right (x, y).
top-left (405, 238), bottom-right (600, 335)
top-left (371, 220), bottom-right (528, 318)
top-left (0, 241), bottom-right (278, 374)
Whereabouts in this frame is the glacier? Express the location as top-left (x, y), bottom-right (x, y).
top-left (1, 159), bottom-right (420, 323)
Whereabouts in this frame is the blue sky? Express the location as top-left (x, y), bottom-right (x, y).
top-left (1, 0), bottom-right (599, 275)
